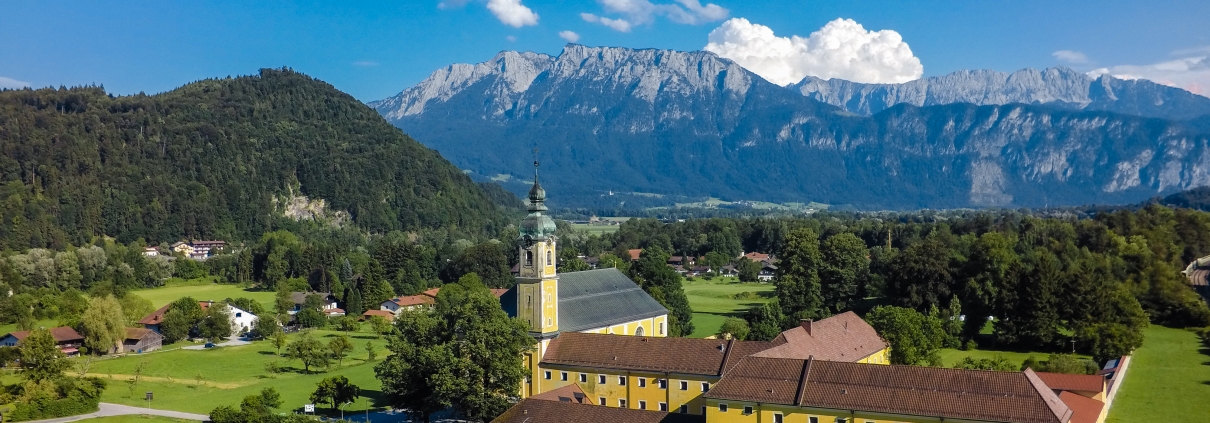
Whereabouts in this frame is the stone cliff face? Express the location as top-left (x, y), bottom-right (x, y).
top-left (372, 45), bottom-right (1210, 210)
top-left (794, 68), bottom-right (1210, 121)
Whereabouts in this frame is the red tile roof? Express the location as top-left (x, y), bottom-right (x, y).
top-left (1058, 391), bottom-right (1104, 423)
top-left (743, 252), bottom-right (770, 262)
top-left (422, 288), bottom-right (442, 298)
top-left (362, 310), bottom-right (395, 321)
top-left (392, 295), bottom-right (436, 307)
top-left (542, 332), bottom-right (779, 376)
top-left (530, 384), bottom-right (589, 404)
top-left (138, 303), bottom-right (173, 325)
top-left (7, 327), bottom-right (84, 343)
top-left (752, 311), bottom-right (887, 361)
top-left (490, 288), bottom-right (509, 298)
top-left (707, 358), bottom-right (1072, 423)
top-left (492, 397), bottom-right (703, 423)
top-left (1036, 372), bottom-right (1106, 394)
top-left (628, 249), bottom-right (642, 261)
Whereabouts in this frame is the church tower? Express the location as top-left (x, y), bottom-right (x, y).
top-left (517, 161), bottom-right (559, 337)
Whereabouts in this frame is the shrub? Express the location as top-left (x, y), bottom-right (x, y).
top-left (1, 377), bottom-right (106, 422)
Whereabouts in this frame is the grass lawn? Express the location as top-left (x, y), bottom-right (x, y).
top-left (76, 416), bottom-right (196, 423)
top-left (936, 347), bottom-right (1090, 368)
top-left (87, 329), bottom-right (390, 417)
top-left (682, 277), bottom-right (774, 338)
top-left (131, 280), bottom-right (276, 310)
top-left (572, 224), bottom-right (620, 235)
top-left (1106, 325), bottom-right (1210, 422)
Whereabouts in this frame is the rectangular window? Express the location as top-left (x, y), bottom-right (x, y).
top-left (658, 379), bottom-right (667, 389)
top-left (579, 373), bottom-right (587, 383)
top-left (701, 382), bottom-right (710, 392)
top-left (639, 378), bottom-right (646, 387)
top-left (680, 381), bottom-right (688, 390)
top-left (774, 414), bottom-right (784, 423)
top-left (619, 399), bottom-right (627, 408)
top-left (743, 406), bottom-right (753, 415)
top-left (599, 397), bottom-right (606, 406)
top-left (560, 372), bottom-right (568, 381)
top-left (702, 407), bottom-right (707, 415)
top-left (619, 376), bottom-right (627, 386)
top-left (718, 404), bottom-right (728, 412)
top-left (679, 405), bottom-right (688, 413)
top-left (638, 400), bottom-right (647, 410)
top-left (599, 375), bottom-right (606, 384)
top-left (659, 403), bottom-right (668, 411)
top-left (835, 419), bottom-right (848, 423)
top-left (544, 371), bottom-right (551, 380)
top-left (809, 418), bottom-right (819, 423)
top-left (659, 322), bottom-right (665, 335)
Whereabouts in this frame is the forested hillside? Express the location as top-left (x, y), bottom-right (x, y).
top-left (0, 68), bottom-right (509, 250)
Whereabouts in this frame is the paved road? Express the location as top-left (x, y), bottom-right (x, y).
top-left (181, 339), bottom-right (251, 350)
top-left (21, 402), bottom-right (210, 423)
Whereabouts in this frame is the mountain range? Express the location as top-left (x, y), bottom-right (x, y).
top-left (371, 45), bottom-right (1210, 210)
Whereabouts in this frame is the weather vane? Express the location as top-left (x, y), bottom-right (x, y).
top-left (533, 148), bottom-right (540, 180)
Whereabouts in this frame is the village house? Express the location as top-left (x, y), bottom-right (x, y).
top-left (288, 292), bottom-right (340, 315)
top-left (122, 328), bottom-right (164, 353)
top-left (0, 327), bottom-right (85, 356)
top-left (139, 300), bottom-right (258, 337)
top-left (361, 309), bottom-right (395, 322)
top-left (171, 240), bottom-right (227, 260)
top-left (383, 287), bottom-right (509, 316)
top-left (142, 246), bottom-right (160, 257)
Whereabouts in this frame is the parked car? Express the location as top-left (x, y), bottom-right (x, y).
top-left (204, 343), bottom-right (216, 348)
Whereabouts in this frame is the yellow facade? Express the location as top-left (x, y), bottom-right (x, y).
top-left (705, 400), bottom-right (957, 423)
top-left (533, 365), bottom-right (718, 415)
top-left (857, 347), bottom-right (891, 365)
top-left (517, 237), bottom-right (559, 334)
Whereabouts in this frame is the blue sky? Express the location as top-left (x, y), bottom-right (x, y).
top-left (2, 0), bottom-right (1208, 100)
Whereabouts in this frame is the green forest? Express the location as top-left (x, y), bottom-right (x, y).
top-left (0, 68), bottom-right (510, 251)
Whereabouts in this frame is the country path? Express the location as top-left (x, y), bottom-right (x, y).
top-left (19, 402), bottom-right (210, 423)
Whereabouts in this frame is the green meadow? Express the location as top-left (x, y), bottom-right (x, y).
top-left (682, 277), bottom-right (775, 338)
top-left (1106, 325), bottom-right (1210, 422)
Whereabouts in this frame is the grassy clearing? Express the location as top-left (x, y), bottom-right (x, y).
top-left (131, 282), bottom-right (275, 310)
top-left (88, 329), bottom-right (390, 416)
top-left (75, 416), bottom-right (196, 423)
top-left (936, 347), bottom-right (1090, 368)
top-left (571, 224), bottom-right (620, 235)
top-left (682, 277), bottom-right (775, 338)
top-left (1106, 325), bottom-right (1210, 422)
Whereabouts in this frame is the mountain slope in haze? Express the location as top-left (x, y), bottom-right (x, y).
top-left (0, 68), bottom-right (508, 250)
top-left (373, 45), bottom-right (1210, 210)
top-left (794, 67), bottom-right (1210, 121)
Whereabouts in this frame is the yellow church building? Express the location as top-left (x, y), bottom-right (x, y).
top-left (499, 167), bottom-right (671, 398)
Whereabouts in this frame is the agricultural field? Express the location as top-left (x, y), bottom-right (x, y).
top-left (571, 223), bottom-right (620, 235)
top-left (681, 277), bottom-right (775, 338)
top-left (1106, 325), bottom-right (1210, 422)
top-left (87, 329), bottom-right (389, 416)
top-left (131, 279), bottom-right (276, 309)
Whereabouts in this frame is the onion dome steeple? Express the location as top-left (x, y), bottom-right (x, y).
top-left (519, 159), bottom-right (556, 239)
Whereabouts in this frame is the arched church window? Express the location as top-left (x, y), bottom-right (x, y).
top-left (526, 251), bottom-right (533, 266)
top-left (635, 326), bottom-right (645, 336)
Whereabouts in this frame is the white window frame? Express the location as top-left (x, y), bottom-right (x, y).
top-left (599, 397), bottom-right (606, 406)
top-left (619, 399), bottom-right (627, 408)
top-left (680, 380), bottom-right (688, 390)
top-left (718, 403), bottom-right (728, 412)
top-left (639, 378), bottom-right (646, 387)
top-left (638, 400), bottom-right (647, 410)
top-left (560, 371), bottom-right (568, 381)
top-left (701, 382), bottom-right (709, 392)
top-left (579, 373), bottom-right (587, 383)
top-left (618, 376), bottom-right (627, 386)
top-left (543, 371), bottom-right (551, 380)
top-left (659, 402), bottom-right (668, 411)
top-left (599, 374), bottom-right (606, 384)
top-left (743, 405), bottom-right (753, 415)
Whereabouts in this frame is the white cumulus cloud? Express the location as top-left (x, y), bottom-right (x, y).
top-left (581, 13), bottom-right (633, 32)
top-left (0, 76), bottom-right (30, 89)
top-left (703, 17), bottom-right (923, 85)
top-left (582, 0), bottom-right (727, 32)
top-left (1089, 54), bottom-right (1210, 96)
top-left (1052, 50), bottom-right (1090, 64)
top-left (486, 0), bottom-right (539, 28)
top-left (559, 30), bottom-right (581, 43)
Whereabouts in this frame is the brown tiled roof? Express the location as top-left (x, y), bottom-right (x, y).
top-left (753, 311), bottom-right (887, 361)
top-left (492, 398), bottom-right (704, 423)
top-left (362, 310), bottom-right (395, 320)
top-left (707, 357), bottom-right (1072, 423)
top-left (390, 295), bottom-right (435, 307)
top-left (628, 249), bottom-right (642, 261)
top-left (138, 303), bottom-right (173, 325)
top-left (125, 327), bottom-right (159, 340)
top-left (1058, 391), bottom-right (1104, 423)
top-left (542, 332), bottom-right (779, 376)
top-left (7, 327), bottom-right (84, 343)
top-left (531, 384), bottom-right (588, 403)
top-left (422, 288), bottom-right (442, 298)
top-left (1036, 372), bottom-right (1106, 394)
top-left (743, 252), bottom-right (770, 262)
top-left (490, 288), bottom-right (509, 298)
